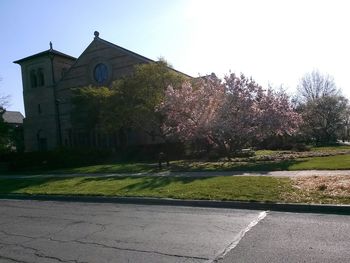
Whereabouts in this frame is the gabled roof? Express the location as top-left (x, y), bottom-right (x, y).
top-left (2, 111), bottom-right (24, 124)
top-left (94, 36), bottom-right (192, 78)
top-left (96, 36), bottom-right (154, 64)
top-left (14, 49), bottom-right (76, 64)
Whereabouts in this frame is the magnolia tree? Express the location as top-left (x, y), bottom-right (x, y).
top-left (158, 75), bottom-right (224, 142)
top-left (159, 73), bottom-right (301, 156)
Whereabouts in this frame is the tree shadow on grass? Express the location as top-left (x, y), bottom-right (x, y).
top-left (77, 175), bottom-right (213, 192)
top-left (122, 176), bottom-right (213, 191)
top-left (236, 159), bottom-right (305, 171)
top-left (0, 177), bottom-right (72, 194)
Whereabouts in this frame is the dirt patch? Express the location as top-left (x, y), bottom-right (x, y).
top-left (281, 175), bottom-right (350, 204)
top-left (292, 175), bottom-right (350, 197)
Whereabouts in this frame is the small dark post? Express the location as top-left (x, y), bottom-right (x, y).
top-left (158, 151), bottom-right (164, 169)
top-left (158, 151), bottom-right (170, 169)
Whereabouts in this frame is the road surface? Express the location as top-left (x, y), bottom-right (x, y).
top-left (0, 200), bottom-right (349, 262)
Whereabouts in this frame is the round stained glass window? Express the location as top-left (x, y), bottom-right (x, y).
top-left (94, 63), bottom-right (108, 84)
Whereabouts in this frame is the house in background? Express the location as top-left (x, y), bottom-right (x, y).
top-left (1, 110), bottom-right (24, 152)
top-left (14, 31), bottom-right (188, 152)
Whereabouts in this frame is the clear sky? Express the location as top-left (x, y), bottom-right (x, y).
top-left (1, 0), bottom-right (350, 115)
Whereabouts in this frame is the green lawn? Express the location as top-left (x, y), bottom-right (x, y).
top-left (170, 154), bottom-right (350, 172)
top-left (309, 145), bottom-right (350, 152)
top-left (0, 176), bottom-right (289, 202)
top-left (1, 146), bottom-right (350, 175)
top-left (1, 154), bottom-right (350, 175)
top-left (55, 163), bottom-right (158, 174)
top-left (0, 176), bottom-right (348, 204)
top-left (287, 154), bottom-right (350, 170)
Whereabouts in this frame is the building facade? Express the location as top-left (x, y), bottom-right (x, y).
top-left (14, 31), bottom-right (168, 151)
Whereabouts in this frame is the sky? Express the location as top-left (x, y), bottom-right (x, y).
top-left (1, 0), bottom-right (350, 115)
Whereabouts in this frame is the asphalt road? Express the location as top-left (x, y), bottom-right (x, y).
top-left (0, 200), bottom-right (349, 263)
top-left (219, 212), bottom-right (350, 263)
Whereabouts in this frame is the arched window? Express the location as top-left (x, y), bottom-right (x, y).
top-left (30, 69), bottom-right (37, 88)
top-left (37, 68), bottom-right (45, 86)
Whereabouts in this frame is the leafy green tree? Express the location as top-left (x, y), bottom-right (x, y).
top-left (71, 86), bottom-right (114, 130)
top-left (72, 59), bottom-right (187, 142)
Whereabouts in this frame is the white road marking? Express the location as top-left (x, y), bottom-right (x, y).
top-left (211, 211), bottom-right (268, 262)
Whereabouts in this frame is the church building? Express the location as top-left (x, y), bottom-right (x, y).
top-left (14, 31), bottom-right (180, 152)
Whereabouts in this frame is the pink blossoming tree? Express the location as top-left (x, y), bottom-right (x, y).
top-left (159, 73), bottom-right (301, 156)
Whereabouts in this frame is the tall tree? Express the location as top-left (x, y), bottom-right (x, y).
top-left (296, 70), bottom-right (348, 143)
top-left (296, 70), bottom-right (339, 103)
top-left (300, 95), bottom-right (348, 143)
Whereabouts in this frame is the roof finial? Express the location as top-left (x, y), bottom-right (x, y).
top-left (49, 41), bottom-right (53, 50)
top-left (94, 31), bottom-right (100, 39)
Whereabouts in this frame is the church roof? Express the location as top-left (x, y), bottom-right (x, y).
top-left (92, 31), bottom-right (191, 78)
top-left (96, 37), bottom-right (154, 63)
top-left (14, 31), bottom-right (191, 78)
top-left (2, 111), bottom-right (24, 124)
top-left (14, 49), bottom-right (76, 64)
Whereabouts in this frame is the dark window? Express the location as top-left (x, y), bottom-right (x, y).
top-left (37, 68), bottom-right (45, 86)
top-left (61, 68), bottom-right (67, 78)
top-left (30, 70), bottom-right (37, 88)
top-left (38, 104), bottom-right (41, 114)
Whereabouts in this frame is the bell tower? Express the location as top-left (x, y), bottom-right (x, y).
top-left (14, 43), bottom-right (76, 151)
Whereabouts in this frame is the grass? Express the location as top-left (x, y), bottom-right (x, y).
top-left (0, 175), bottom-right (348, 204)
top-left (287, 154), bottom-right (350, 170)
top-left (0, 176), bottom-right (289, 202)
top-left (170, 154), bottom-right (350, 172)
top-left (1, 154), bottom-right (350, 175)
top-left (310, 145), bottom-right (350, 152)
top-left (55, 163), bottom-right (158, 174)
top-left (1, 145), bottom-right (350, 175)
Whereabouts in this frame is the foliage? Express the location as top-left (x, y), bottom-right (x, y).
top-left (159, 73), bottom-right (301, 156)
top-left (71, 86), bottom-right (114, 130)
top-left (159, 74), bottom-right (224, 143)
top-left (71, 60), bottom-right (187, 140)
top-left (299, 95), bottom-right (348, 143)
top-left (296, 70), bottom-right (349, 143)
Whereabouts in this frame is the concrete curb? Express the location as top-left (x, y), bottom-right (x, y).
top-left (1, 194), bottom-right (349, 215)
